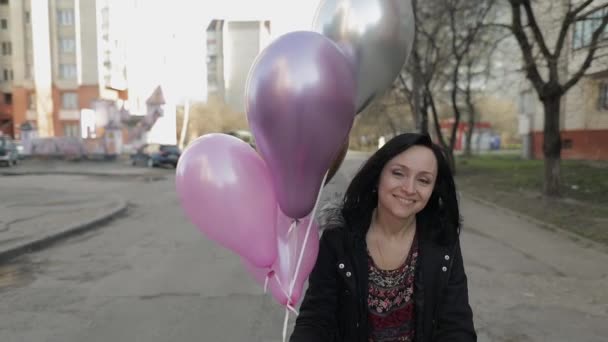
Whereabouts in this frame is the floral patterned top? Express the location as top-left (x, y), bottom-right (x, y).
top-left (367, 235), bottom-right (418, 342)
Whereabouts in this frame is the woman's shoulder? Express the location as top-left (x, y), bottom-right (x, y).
top-left (319, 225), bottom-right (348, 242)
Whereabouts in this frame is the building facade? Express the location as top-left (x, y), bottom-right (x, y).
top-left (206, 19), bottom-right (271, 113)
top-left (0, 0), bottom-right (127, 140)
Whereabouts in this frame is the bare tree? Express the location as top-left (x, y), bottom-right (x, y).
top-left (397, 0), bottom-right (497, 171)
top-left (398, 0), bottom-right (453, 136)
top-left (506, 0), bottom-right (608, 196)
top-left (462, 29), bottom-right (511, 157)
top-left (436, 0), bottom-right (496, 171)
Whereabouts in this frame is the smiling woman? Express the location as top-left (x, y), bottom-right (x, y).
top-left (291, 133), bottom-right (476, 342)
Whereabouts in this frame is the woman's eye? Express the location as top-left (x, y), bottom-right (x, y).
top-left (419, 179), bottom-right (431, 185)
top-left (392, 170), bottom-right (403, 176)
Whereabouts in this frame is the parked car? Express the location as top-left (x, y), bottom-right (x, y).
top-left (0, 136), bottom-right (19, 166)
top-left (13, 140), bottom-right (24, 159)
top-left (226, 130), bottom-right (256, 149)
top-left (130, 144), bottom-right (181, 168)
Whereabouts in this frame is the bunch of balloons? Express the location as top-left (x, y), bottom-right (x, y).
top-left (176, 0), bottom-right (415, 314)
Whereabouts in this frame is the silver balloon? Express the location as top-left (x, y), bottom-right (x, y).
top-left (313, 0), bottom-right (415, 113)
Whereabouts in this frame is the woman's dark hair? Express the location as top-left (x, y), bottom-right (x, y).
top-left (341, 133), bottom-right (460, 246)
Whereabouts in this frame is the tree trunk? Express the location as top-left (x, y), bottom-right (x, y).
top-left (448, 63), bottom-right (462, 175)
top-left (463, 95), bottom-right (476, 158)
top-left (420, 91), bottom-right (429, 135)
top-left (463, 64), bottom-right (475, 158)
top-left (542, 97), bottom-right (562, 197)
top-left (446, 148), bottom-right (456, 175)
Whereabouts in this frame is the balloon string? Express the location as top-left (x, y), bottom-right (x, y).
top-left (286, 219), bottom-right (298, 237)
top-left (282, 171), bottom-right (328, 342)
top-left (273, 271), bottom-right (293, 304)
top-left (263, 273), bottom-right (270, 294)
top-left (282, 308), bottom-right (290, 342)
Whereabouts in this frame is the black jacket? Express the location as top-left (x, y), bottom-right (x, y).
top-left (290, 224), bottom-right (476, 342)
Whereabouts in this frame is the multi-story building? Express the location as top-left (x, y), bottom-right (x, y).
top-left (206, 19), bottom-right (226, 103)
top-left (0, 0), bottom-right (128, 140)
top-left (206, 19), bottom-right (271, 112)
top-left (0, 0), bottom-right (13, 137)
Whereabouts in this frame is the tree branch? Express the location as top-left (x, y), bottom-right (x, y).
top-left (563, 11), bottom-right (608, 93)
top-left (573, 0), bottom-right (599, 18)
top-left (427, 83), bottom-right (448, 149)
top-left (481, 22), bottom-right (514, 31)
top-left (521, 0), bottom-right (553, 59)
top-left (554, 12), bottom-right (575, 60)
top-left (509, 0), bottom-right (545, 92)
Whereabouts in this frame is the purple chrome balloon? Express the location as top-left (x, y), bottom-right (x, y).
top-left (246, 31), bottom-right (356, 219)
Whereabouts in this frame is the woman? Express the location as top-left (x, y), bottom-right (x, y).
top-left (290, 133), bottom-right (476, 342)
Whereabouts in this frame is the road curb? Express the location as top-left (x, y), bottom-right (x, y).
top-left (0, 197), bottom-right (129, 264)
top-left (0, 170), bottom-right (161, 177)
top-left (460, 191), bottom-right (608, 254)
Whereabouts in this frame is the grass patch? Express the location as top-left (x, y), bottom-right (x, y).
top-left (456, 155), bottom-right (608, 246)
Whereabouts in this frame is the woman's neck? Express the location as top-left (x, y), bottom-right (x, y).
top-left (372, 207), bottom-right (416, 240)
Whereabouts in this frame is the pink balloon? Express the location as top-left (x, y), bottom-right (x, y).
top-left (245, 212), bottom-right (320, 307)
top-left (176, 134), bottom-right (278, 268)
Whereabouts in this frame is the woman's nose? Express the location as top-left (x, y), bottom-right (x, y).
top-left (401, 177), bottom-right (416, 193)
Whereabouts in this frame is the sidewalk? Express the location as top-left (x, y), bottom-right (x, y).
top-left (458, 193), bottom-right (608, 341)
top-left (0, 187), bottom-right (128, 263)
top-left (0, 159), bottom-right (170, 177)
top-left (460, 192), bottom-right (608, 278)
top-left (0, 160), bottom-right (151, 263)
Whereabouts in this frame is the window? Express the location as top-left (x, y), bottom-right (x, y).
top-left (61, 92), bottom-right (78, 109)
top-left (59, 38), bottom-right (75, 53)
top-left (57, 9), bottom-right (74, 26)
top-left (59, 64), bottom-right (77, 79)
top-left (63, 123), bottom-right (80, 137)
top-left (24, 11), bottom-right (30, 24)
top-left (3, 68), bottom-right (12, 81)
top-left (3, 93), bottom-right (11, 104)
top-left (0, 0), bottom-right (8, 5)
top-left (573, 7), bottom-right (608, 49)
top-left (2, 42), bottom-right (11, 55)
top-left (27, 93), bottom-right (36, 110)
top-left (598, 82), bottom-right (608, 110)
top-left (25, 63), bottom-right (32, 79)
top-left (1, 19), bottom-right (7, 29)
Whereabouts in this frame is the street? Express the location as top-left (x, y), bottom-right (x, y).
top-left (1, 154), bottom-right (607, 341)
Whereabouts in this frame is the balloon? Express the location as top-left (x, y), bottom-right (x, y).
top-left (326, 138), bottom-right (349, 185)
top-left (246, 31), bottom-right (356, 219)
top-left (313, 0), bottom-right (415, 113)
top-left (245, 212), bottom-right (320, 307)
top-left (175, 134), bottom-right (278, 268)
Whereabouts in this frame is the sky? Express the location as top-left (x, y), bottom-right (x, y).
top-left (127, 0), bottom-right (323, 105)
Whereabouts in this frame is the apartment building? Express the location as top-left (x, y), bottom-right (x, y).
top-left (206, 19), bottom-right (271, 112)
top-left (0, 0), bottom-right (15, 137)
top-left (0, 0), bottom-right (127, 139)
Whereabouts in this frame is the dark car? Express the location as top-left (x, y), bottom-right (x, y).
top-left (130, 144), bottom-right (181, 168)
top-left (0, 136), bottom-right (19, 166)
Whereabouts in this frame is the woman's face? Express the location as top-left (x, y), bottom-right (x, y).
top-left (377, 145), bottom-right (438, 221)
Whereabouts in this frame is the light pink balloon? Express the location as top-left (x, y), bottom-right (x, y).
top-left (176, 134), bottom-right (278, 268)
top-left (245, 211), bottom-right (320, 307)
